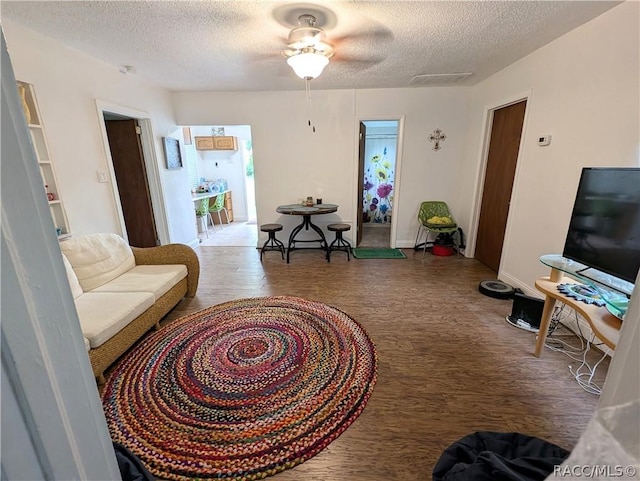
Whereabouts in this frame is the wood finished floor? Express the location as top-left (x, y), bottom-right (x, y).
top-left (149, 247), bottom-right (608, 480)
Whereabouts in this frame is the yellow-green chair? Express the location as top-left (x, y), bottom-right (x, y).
top-left (414, 201), bottom-right (460, 256)
top-left (195, 198), bottom-right (214, 237)
top-left (208, 193), bottom-right (230, 228)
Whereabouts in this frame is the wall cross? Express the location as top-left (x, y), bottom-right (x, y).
top-left (428, 129), bottom-right (447, 151)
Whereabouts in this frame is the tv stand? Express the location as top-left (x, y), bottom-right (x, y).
top-left (533, 255), bottom-right (623, 357)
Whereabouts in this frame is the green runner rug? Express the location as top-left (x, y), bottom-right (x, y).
top-left (352, 248), bottom-right (407, 259)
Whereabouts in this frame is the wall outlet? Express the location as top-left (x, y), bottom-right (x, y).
top-left (97, 170), bottom-right (109, 183)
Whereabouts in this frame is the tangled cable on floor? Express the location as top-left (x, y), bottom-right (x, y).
top-left (544, 305), bottom-right (609, 395)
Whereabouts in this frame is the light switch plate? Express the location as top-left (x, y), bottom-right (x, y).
top-left (97, 170), bottom-right (109, 183)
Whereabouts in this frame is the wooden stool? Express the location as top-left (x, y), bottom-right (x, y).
top-left (260, 224), bottom-right (285, 261)
top-left (327, 224), bottom-right (352, 262)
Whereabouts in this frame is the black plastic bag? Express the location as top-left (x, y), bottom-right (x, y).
top-left (433, 431), bottom-right (569, 481)
top-left (113, 442), bottom-right (155, 481)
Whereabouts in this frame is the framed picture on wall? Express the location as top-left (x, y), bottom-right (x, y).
top-left (163, 137), bottom-right (182, 170)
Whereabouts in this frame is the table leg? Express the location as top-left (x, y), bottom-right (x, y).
top-left (307, 218), bottom-right (329, 261)
top-left (286, 215), bottom-right (329, 262)
top-left (550, 267), bottom-right (563, 283)
top-left (286, 218), bottom-right (306, 264)
top-left (534, 295), bottom-right (557, 357)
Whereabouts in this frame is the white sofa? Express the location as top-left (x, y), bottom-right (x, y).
top-left (60, 233), bottom-right (199, 383)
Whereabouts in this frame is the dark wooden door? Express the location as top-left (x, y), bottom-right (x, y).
top-left (105, 119), bottom-right (158, 247)
top-left (356, 122), bottom-right (366, 245)
top-left (475, 100), bottom-right (527, 271)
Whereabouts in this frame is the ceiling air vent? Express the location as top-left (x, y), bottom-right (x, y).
top-left (409, 73), bottom-right (473, 86)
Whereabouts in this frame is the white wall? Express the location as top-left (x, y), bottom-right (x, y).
top-left (173, 89), bottom-right (357, 239)
top-left (459, 2), bottom-right (640, 293)
top-left (172, 87), bottom-right (471, 245)
top-left (3, 20), bottom-right (195, 245)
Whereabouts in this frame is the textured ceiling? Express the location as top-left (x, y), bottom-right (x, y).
top-left (1, 1), bottom-right (619, 92)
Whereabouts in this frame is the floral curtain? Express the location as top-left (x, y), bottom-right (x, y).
top-left (363, 140), bottom-right (396, 224)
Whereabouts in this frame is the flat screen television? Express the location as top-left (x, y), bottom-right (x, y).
top-left (562, 167), bottom-right (640, 285)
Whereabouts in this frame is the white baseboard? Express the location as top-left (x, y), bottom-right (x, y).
top-left (396, 240), bottom-right (415, 248)
top-left (499, 271), bottom-right (539, 298)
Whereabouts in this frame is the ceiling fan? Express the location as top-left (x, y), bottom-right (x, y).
top-left (281, 14), bottom-right (334, 80)
top-left (278, 10), bottom-right (392, 82)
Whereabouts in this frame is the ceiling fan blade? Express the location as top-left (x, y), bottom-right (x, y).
top-left (332, 24), bottom-right (394, 46)
top-left (331, 54), bottom-right (385, 70)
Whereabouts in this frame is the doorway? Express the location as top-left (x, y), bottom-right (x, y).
top-left (357, 120), bottom-right (400, 247)
top-left (474, 100), bottom-right (527, 271)
top-left (184, 125), bottom-right (258, 247)
top-left (97, 101), bottom-right (169, 247)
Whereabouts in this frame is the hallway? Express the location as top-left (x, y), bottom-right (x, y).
top-left (358, 224), bottom-right (391, 248)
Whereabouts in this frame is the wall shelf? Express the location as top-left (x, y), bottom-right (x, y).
top-left (18, 80), bottom-right (71, 238)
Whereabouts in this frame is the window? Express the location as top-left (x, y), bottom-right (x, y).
top-left (184, 143), bottom-right (199, 191)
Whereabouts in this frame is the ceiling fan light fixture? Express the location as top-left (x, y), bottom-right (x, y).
top-left (287, 51), bottom-right (329, 80)
top-left (288, 26), bottom-right (325, 48)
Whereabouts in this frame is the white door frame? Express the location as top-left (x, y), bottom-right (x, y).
top-left (354, 115), bottom-right (406, 248)
top-left (466, 91), bottom-right (531, 272)
top-left (2, 31), bottom-right (120, 480)
top-left (95, 100), bottom-right (170, 245)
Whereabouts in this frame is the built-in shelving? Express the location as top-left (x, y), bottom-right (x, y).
top-left (17, 81), bottom-right (71, 239)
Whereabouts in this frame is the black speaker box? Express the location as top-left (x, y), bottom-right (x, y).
top-left (508, 293), bottom-right (545, 329)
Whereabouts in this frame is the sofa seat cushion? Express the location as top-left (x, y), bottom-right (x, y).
top-left (75, 292), bottom-right (154, 348)
top-left (91, 264), bottom-right (188, 299)
top-left (61, 233), bottom-right (136, 291)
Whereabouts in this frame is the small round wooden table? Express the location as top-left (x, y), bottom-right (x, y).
top-left (276, 204), bottom-right (339, 263)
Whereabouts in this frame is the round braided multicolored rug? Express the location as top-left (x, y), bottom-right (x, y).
top-left (101, 296), bottom-right (377, 481)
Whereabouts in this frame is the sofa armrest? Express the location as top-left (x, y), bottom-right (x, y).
top-left (131, 244), bottom-right (200, 297)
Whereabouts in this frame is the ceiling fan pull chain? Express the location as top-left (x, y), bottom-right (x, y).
top-left (305, 78), bottom-right (316, 133)
top-left (305, 77), bottom-right (312, 105)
